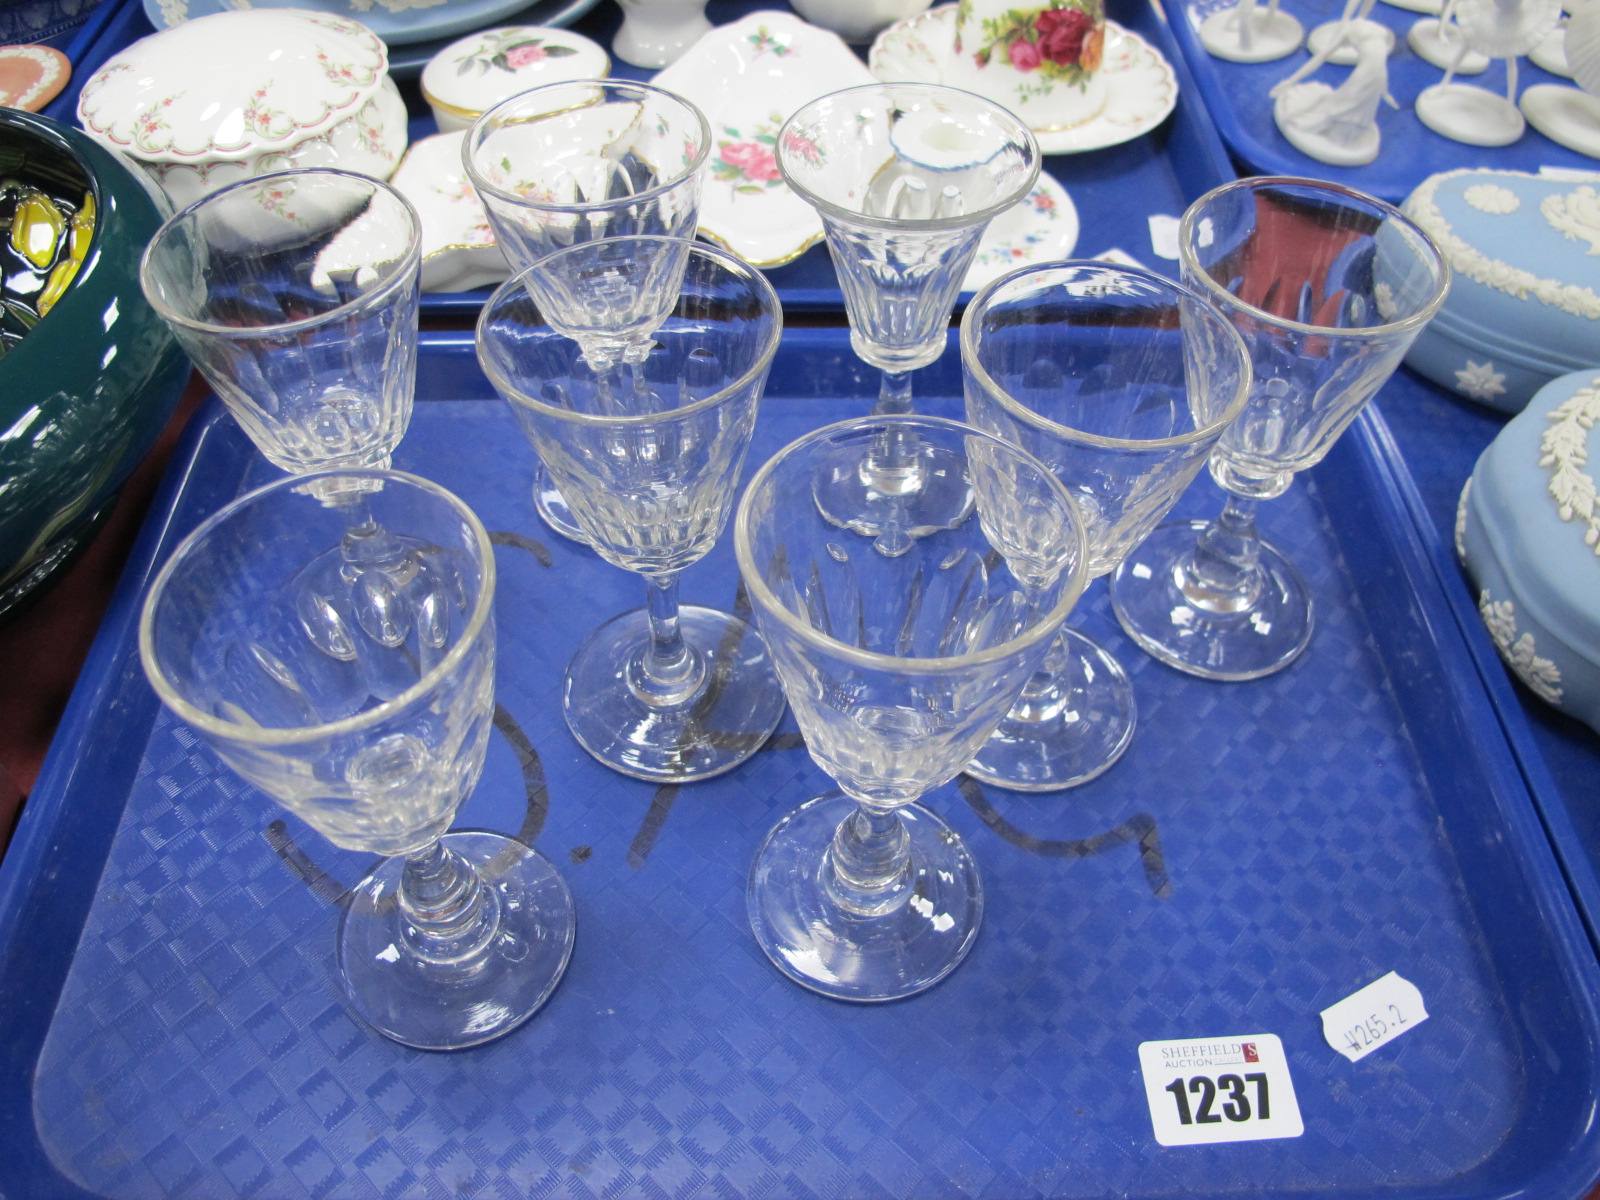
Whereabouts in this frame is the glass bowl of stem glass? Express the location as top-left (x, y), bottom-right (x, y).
top-left (776, 83), bottom-right (1040, 554)
top-left (736, 415), bottom-right (1090, 1001)
top-left (476, 237), bottom-right (786, 782)
top-left (1110, 177), bottom-right (1450, 681)
top-left (139, 469), bottom-right (575, 1050)
top-left (961, 261), bottom-right (1252, 791)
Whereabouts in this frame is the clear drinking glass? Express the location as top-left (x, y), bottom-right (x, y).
top-left (961, 262), bottom-right (1252, 790)
top-left (139, 470), bottom-right (575, 1051)
top-left (776, 84), bottom-right (1041, 551)
top-left (476, 238), bottom-right (786, 782)
top-left (1109, 178), bottom-right (1449, 681)
top-left (140, 168), bottom-right (422, 474)
top-left (735, 416), bottom-right (1091, 1002)
top-left (464, 79), bottom-right (711, 540)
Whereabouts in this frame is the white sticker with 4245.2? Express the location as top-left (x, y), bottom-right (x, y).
top-left (1138, 1034), bottom-right (1304, 1146)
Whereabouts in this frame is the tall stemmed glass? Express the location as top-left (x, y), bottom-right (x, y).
top-left (776, 84), bottom-right (1040, 552)
top-left (140, 469), bottom-right (575, 1050)
top-left (464, 79), bottom-right (711, 540)
top-left (735, 416), bottom-right (1091, 1001)
top-left (477, 238), bottom-right (787, 782)
top-left (140, 168), bottom-right (426, 671)
top-left (961, 263), bottom-right (1252, 791)
top-left (1111, 177), bottom-right (1450, 681)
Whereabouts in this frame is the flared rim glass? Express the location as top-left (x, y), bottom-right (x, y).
top-left (138, 469), bottom-right (496, 748)
top-left (139, 167), bottom-right (422, 341)
top-left (1177, 175), bottom-right (1451, 339)
top-left (475, 238), bottom-right (782, 427)
top-left (462, 78), bottom-right (712, 214)
top-left (776, 83), bottom-right (1041, 233)
top-left (960, 259), bottom-right (1254, 451)
top-left (733, 414), bottom-right (1090, 676)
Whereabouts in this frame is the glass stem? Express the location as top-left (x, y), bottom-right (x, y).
top-left (398, 840), bottom-right (500, 967)
top-left (1182, 494), bottom-right (1266, 614)
top-left (630, 573), bottom-right (705, 707)
top-left (1007, 628), bottom-right (1075, 723)
top-left (872, 369), bottom-right (914, 417)
top-left (824, 802), bottom-right (913, 916)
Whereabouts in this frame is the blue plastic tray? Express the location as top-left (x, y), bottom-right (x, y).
top-left (1372, 372), bottom-right (1600, 959)
top-left (1166, 0), bottom-right (1600, 205)
top-left (2, 329), bottom-right (1599, 1199)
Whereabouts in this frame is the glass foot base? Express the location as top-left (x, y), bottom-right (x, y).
top-left (1109, 518), bottom-right (1313, 682)
top-left (564, 605), bottom-right (786, 781)
top-left (533, 463), bottom-right (590, 546)
top-left (966, 627), bottom-right (1135, 791)
top-left (748, 793), bottom-right (983, 1003)
top-left (811, 438), bottom-right (974, 557)
top-left (337, 831), bottom-right (575, 1051)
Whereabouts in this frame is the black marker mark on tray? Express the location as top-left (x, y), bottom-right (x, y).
top-left (493, 702), bottom-right (548, 846)
top-left (957, 775), bottom-right (1173, 898)
top-left (490, 529), bottom-right (554, 567)
top-left (630, 784), bottom-right (679, 869)
top-left (263, 820), bottom-right (356, 908)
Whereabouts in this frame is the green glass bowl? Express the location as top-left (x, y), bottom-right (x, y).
top-left (0, 109), bottom-right (188, 621)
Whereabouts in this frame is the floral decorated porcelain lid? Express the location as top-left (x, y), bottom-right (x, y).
top-left (421, 26), bottom-right (608, 123)
top-left (76, 8), bottom-right (389, 165)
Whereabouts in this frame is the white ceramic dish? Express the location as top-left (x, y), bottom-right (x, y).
top-left (389, 131), bottom-right (510, 293)
top-left (77, 9), bottom-right (407, 209)
top-left (869, 5), bottom-right (1179, 153)
top-left (962, 172), bottom-right (1080, 292)
top-left (143, 0), bottom-right (555, 46)
top-left (652, 10), bottom-right (876, 267)
top-left (421, 25), bottom-right (608, 132)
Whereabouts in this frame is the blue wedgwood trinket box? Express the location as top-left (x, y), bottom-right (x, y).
top-left (1458, 367), bottom-right (1600, 734)
top-left (1403, 168), bottom-right (1600, 413)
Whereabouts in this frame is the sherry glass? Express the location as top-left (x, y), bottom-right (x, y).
top-left (1110, 176), bottom-right (1450, 680)
top-left (962, 262), bottom-right (1252, 791)
top-left (775, 83), bottom-right (1040, 552)
top-left (141, 167), bottom-right (431, 674)
top-left (464, 78), bottom-right (711, 540)
top-left (476, 237), bottom-right (786, 782)
top-left (735, 415), bottom-right (1091, 1001)
top-left (139, 469), bottom-right (576, 1050)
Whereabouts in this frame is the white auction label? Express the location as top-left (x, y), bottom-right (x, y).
top-left (1147, 214), bottom-right (1181, 260)
top-left (1137, 1034), bottom-right (1304, 1146)
top-left (1320, 971), bottom-right (1429, 1062)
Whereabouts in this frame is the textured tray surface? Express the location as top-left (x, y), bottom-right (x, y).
top-left (1168, 0), bottom-right (1600, 204)
top-left (4, 333), bottom-right (1599, 1199)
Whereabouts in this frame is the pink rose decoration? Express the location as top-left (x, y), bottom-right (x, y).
top-left (1007, 38), bottom-right (1042, 71)
top-left (505, 43), bottom-right (548, 69)
top-left (720, 141), bottom-right (780, 182)
top-left (1035, 7), bottom-right (1094, 66)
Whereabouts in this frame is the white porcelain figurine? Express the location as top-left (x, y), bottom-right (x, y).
top-left (1198, 0), bottom-right (1304, 62)
top-left (1273, 19), bottom-right (1397, 163)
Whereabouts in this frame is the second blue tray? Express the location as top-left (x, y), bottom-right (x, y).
top-left (1, 329), bottom-right (1599, 1198)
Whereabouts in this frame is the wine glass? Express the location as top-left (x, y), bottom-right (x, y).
top-left (463, 78), bottom-right (711, 541)
top-left (476, 237), bottom-right (786, 782)
top-left (140, 167), bottom-right (432, 671)
top-left (139, 469), bottom-right (576, 1050)
top-left (1110, 177), bottom-right (1450, 681)
top-left (775, 83), bottom-right (1041, 553)
top-left (735, 415), bottom-right (1091, 1001)
top-left (961, 262), bottom-right (1252, 791)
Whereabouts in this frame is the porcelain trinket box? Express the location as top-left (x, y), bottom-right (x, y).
top-left (1458, 367), bottom-right (1600, 734)
top-left (76, 8), bottom-right (407, 209)
top-left (1402, 167), bottom-right (1600, 413)
top-left (421, 26), bottom-right (609, 132)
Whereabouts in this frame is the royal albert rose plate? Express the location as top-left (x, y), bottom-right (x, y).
top-left (870, 4), bottom-right (1178, 153)
top-left (652, 10), bottom-right (875, 267)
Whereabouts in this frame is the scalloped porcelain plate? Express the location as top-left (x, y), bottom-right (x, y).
top-left (963, 172), bottom-right (1080, 291)
top-left (389, 131), bottom-right (510, 293)
top-left (652, 10), bottom-right (876, 268)
top-left (142, 0), bottom-right (597, 47)
top-left (869, 5), bottom-right (1178, 154)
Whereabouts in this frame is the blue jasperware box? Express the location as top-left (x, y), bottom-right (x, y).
top-left (1, 330), bottom-right (1600, 1199)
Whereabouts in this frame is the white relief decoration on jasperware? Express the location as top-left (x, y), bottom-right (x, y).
top-left (1542, 186), bottom-right (1600, 256)
top-left (156, 0), bottom-right (188, 23)
top-left (1455, 359), bottom-right (1508, 401)
top-left (1455, 477), bottom-right (1471, 561)
top-left (1404, 169), bottom-right (1600, 321)
top-left (1538, 379), bottom-right (1600, 557)
top-left (1374, 281), bottom-right (1397, 321)
top-left (1479, 590), bottom-right (1564, 703)
top-left (1465, 183), bottom-right (1520, 214)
